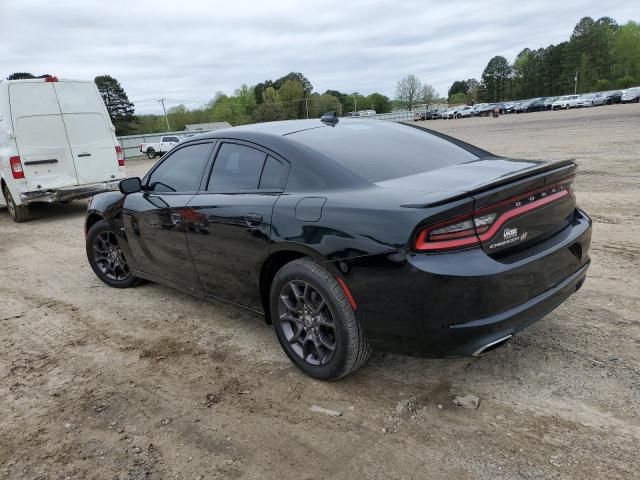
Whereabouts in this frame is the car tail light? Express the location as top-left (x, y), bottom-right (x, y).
top-left (415, 213), bottom-right (482, 251)
top-left (9, 156), bottom-right (25, 179)
top-left (415, 178), bottom-right (574, 253)
top-left (115, 146), bottom-right (125, 166)
top-left (45, 76), bottom-right (59, 82)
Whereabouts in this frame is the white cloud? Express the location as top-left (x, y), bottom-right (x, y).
top-left (0, 0), bottom-right (636, 114)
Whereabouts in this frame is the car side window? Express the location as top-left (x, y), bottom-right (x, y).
top-left (147, 143), bottom-right (211, 193)
top-left (259, 155), bottom-right (289, 190)
top-left (207, 143), bottom-right (266, 192)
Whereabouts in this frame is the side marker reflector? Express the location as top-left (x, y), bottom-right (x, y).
top-left (337, 278), bottom-right (357, 310)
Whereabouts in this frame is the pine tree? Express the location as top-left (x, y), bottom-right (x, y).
top-left (94, 75), bottom-right (135, 135)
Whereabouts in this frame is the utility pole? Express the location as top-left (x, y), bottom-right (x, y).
top-left (574, 71), bottom-right (578, 95)
top-left (158, 98), bottom-right (171, 132)
top-left (353, 95), bottom-right (357, 113)
top-left (305, 98), bottom-right (309, 119)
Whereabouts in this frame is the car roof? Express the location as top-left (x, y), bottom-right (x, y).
top-left (223, 119), bottom-right (328, 136)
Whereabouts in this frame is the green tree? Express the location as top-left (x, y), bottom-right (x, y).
top-left (448, 92), bottom-right (466, 105)
top-left (274, 72), bottom-right (313, 96)
top-left (308, 93), bottom-right (342, 117)
top-left (234, 84), bottom-right (257, 117)
top-left (166, 104), bottom-right (190, 131)
top-left (7, 72), bottom-right (36, 80)
top-left (365, 92), bottom-right (392, 113)
top-left (613, 21), bottom-right (640, 85)
top-left (254, 87), bottom-right (285, 122)
top-left (254, 80), bottom-right (274, 104)
top-left (278, 79), bottom-right (305, 119)
top-left (567, 16), bottom-right (619, 92)
top-left (448, 80), bottom-right (469, 99)
top-left (481, 56), bottom-right (512, 102)
top-left (344, 92), bottom-right (367, 113)
top-left (94, 75), bottom-right (135, 135)
top-left (395, 74), bottom-right (422, 110)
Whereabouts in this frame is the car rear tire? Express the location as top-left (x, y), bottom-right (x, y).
top-left (3, 186), bottom-right (29, 223)
top-left (270, 258), bottom-right (371, 380)
top-left (147, 149), bottom-right (156, 159)
top-left (86, 219), bottom-right (140, 288)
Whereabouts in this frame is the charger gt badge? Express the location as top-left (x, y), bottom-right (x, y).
top-left (489, 227), bottom-right (529, 249)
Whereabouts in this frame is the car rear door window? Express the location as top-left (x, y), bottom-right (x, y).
top-left (147, 143), bottom-right (211, 192)
top-left (208, 143), bottom-right (266, 191)
top-left (259, 156), bottom-right (289, 190)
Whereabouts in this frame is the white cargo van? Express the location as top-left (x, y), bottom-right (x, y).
top-left (0, 77), bottom-right (125, 222)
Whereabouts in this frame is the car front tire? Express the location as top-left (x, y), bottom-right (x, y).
top-left (86, 219), bottom-right (140, 288)
top-left (270, 258), bottom-right (371, 380)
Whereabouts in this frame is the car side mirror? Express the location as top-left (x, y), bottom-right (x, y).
top-left (119, 177), bottom-right (142, 194)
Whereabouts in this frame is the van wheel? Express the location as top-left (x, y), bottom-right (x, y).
top-left (147, 149), bottom-right (156, 159)
top-left (3, 186), bottom-right (30, 223)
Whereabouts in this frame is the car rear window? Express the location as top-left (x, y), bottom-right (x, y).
top-left (288, 122), bottom-right (478, 182)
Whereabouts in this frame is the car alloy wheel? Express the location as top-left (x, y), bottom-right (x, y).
top-left (91, 230), bottom-right (131, 281)
top-left (278, 280), bottom-right (337, 366)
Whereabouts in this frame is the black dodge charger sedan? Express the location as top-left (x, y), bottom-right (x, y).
top-left (85, 117), bottom-right (592, 379)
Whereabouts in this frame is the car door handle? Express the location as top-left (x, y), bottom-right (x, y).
top-left (78, 152), bottom-right (92, 157)
top-left (244, 213), bottom-right (263, 227)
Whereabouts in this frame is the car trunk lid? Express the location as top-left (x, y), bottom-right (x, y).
top-left (470, 164), bottom-right (576, 255)
top-left (381, 158), bottom-right (577, 255)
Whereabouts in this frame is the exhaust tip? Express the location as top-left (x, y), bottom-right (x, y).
top-left (472, 335), bottom-right (512, 357)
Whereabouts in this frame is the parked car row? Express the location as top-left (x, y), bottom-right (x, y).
top-left (414, 87), bottom-right (640, 122)
top-left (346, 110), bottom-right (377, 117)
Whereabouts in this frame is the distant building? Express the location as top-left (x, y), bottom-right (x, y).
top-left (183, 122), bottom-right (231, 132)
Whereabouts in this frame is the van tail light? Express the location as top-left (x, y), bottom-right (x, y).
top-left (115, 146), bottom-right (125, 166)
top-left (414, 178), bottom-right (574, 253)
top-left (9, 156), bottom-right (25, 179)
top-left (45, 76), bottom-right (59, 82)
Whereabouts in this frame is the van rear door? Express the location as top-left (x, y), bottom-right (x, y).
top-left (9, 82), bottom-right (78, 191)
top-left (53, 81), bottom-right (120, 185)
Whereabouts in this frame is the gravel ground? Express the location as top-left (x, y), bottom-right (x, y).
top-left (1, 104), bottom-right (639, 480)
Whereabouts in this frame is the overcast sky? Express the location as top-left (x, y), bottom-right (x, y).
top-left (0, 0), bottom-right (636, 114)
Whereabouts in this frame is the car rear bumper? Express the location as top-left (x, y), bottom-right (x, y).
top-left (335, 208), bottom-right (592, 357)
top-left (20, 180), bottom-right (121, 204)
top-left (442, 261), bottom-right (588, 357)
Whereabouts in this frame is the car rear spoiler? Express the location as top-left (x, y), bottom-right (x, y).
top-left (402, 159), bottom-right (577, 208)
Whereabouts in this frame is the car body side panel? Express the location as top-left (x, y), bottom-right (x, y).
top-left (185, 192), bottom-right (279, 311)
top-left (121, 192), bottom-right (202, 289)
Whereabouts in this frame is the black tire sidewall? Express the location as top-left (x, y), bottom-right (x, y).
top-left (147, 149), bottom-right (156, 159)
top-left (270, 261), bottom-right (353, 380)
top-left (3, 186), bottom-right (28, 222)
top-left (86, 219), bottom-right (138, 288)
